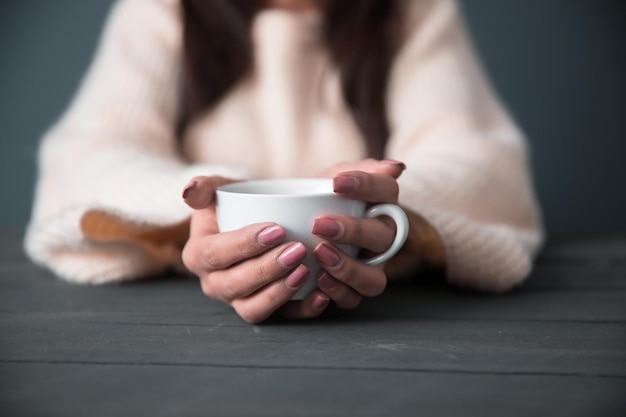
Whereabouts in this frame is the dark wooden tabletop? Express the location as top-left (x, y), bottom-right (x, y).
top-left (1, 230), bottom-right (625, 416)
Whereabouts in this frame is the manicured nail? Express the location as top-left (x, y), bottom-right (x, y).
top-left (313, 243), bottom-right (340, 267)
top-left (317, 272), bottom-right (337, 290)
top-left (311, 218), bottom-right (341, 238)
top-left (182, 181), bottom-right (198, 199)
top-left (312, 294), bottom-right (330, 311)
top-left (278, 243), bottom-right (307, 268)
top-left (285, 264), bottom-right (309, 289)
top-left (381, 159), bottom-right (407, 170)
top-left (333, 175), bottom-right (357, 193)
top-left (259, 225), bottom-right (286, 246)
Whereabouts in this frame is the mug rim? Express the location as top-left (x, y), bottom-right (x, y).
top-left (216, 178), bottom-right (334, 197)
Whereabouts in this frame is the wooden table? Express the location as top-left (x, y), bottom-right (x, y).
top-left (1, 230), bottom-right (625, 416)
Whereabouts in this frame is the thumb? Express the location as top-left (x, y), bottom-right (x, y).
top-left (182, 176), bottom-right (235, 210)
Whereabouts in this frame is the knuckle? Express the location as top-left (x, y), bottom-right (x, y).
top-left (333, 258), bottom-right (358, 283)
top-left (200, 273), bottom-right (235, 303)
top-left (242, 227), bottom-right (262, 252)
top-left (359, 171), bottom-right (374, 190)
top-left (348, 220), bottom-right (363, 243)
top-left (199, 277), bottom-right (215, 298)
top-left (258, 257), bottom-right (277, 283)
top-left (217, 280), bottom-right (238, 301)
top-left (200, 244), bottom-right (222, 270)
top-left (245, 234), bottom-right (259, 251)
top-left (236, 305), bottom-right (265, 324)
top-left (364, 270), bottom-right (387, 297)
top-left (234, 223), bottom-right (273, 257)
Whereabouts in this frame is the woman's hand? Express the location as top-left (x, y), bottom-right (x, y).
top-left (181, 176), bottom-right (330, 324)
top-left (312, 159), bottom-right (407, 309)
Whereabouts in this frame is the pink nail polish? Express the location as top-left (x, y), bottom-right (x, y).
top-left (313, 243), bottom-right (340, 267)
top-left (311, 218), bottom-right (341, 238)
top-left (312, 295), bottom-right (330, 311)
top-left (182, 181), bottom-right (198, 199)
top-left (259, 225), bottom-right (286, 245)
top-left (279, 243), bottom-right (307, 268)
top-left (333, 175), bottom-right (357, 193)
top-left (285, 264), bottom-right (309, 288)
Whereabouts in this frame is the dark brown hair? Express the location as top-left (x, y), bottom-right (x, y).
top-left (180, 0), bottom-right (398, 158)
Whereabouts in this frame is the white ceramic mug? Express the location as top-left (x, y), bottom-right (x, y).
top-left (216, 178), bottom-right (409, 300)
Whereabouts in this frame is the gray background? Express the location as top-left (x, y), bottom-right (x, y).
top-left (1, 0), bottom-right (625, 236)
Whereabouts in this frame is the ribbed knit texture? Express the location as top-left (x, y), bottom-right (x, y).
top-left (25, 0), bottom-right (544, 291)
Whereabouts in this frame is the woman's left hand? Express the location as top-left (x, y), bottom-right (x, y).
top-left (309, 159), bottom-right (406, 311)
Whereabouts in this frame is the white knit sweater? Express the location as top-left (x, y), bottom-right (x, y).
top-left (25, 0), bottom-right (544, 291)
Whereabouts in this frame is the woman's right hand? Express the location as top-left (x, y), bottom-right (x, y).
top-left (181, 176), bottom-right (330, 324)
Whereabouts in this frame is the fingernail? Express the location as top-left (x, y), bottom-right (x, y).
top-left (312, 294), bottom-right (330, 311)
top-left (381, 159), bottom-right (407, 170)
top-left (259, 225), bottom-right (286, 246)
top-left (285, 264), bottom-right (309, 289)
top-left (182, 181), bottom-right (198, 200)
top-left (333, 175), bottom-right (357, 193)
top-left (311, 218), bottom-right (341, 238)
top-left (279, 243), bottom-right (307, 268)
top-left (318, 271), bottom-right (337, 290)
top-left (313, 243), bottom-right (340, 267)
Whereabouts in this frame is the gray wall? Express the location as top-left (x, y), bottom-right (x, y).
top-left (460, 1), bottom-right (626, 236)
top-left (1, 0), bottom-right (114, 227)
top-left (1, 1), bottom-right (625, 236)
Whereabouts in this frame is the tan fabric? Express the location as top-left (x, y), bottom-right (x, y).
top-left (25, 0), bottom-right (544, 291)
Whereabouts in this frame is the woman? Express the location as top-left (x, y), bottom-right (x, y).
top-left (25, 0), bottom-right (544, 323)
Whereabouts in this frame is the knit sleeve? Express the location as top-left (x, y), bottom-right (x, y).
top-left (386, 0), bottom-right (544, 291)
top-left (24, 0), bottom-right (249, 284)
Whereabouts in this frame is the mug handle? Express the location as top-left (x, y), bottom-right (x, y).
top-left (362, 204), bottom-right (409, 265)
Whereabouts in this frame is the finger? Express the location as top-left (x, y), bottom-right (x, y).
top-left (204, 241), bottom-right (308, 301)
top-left (183, 222), bottom-right (286, 272)
top-left (376, 159), bottom-right (407, 179)
top-left (187, 205), bottom-right (219, 238)
top-left (321, 159), bottom-right (406, 179)
top-left (332, 171), bottom-right (399, 203)
top-left (316, 272), bottom-right (362, 309)
top-left (230, 264), bottom-right (312, 324)
top-left (311, 215), bottom-right (395, 253)
top-left (182, 176), bottom-right (234, 210)
top-left (313, 242), bottom-right (387, 297)
top-left (279, 290), bottom-right (331, 320)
